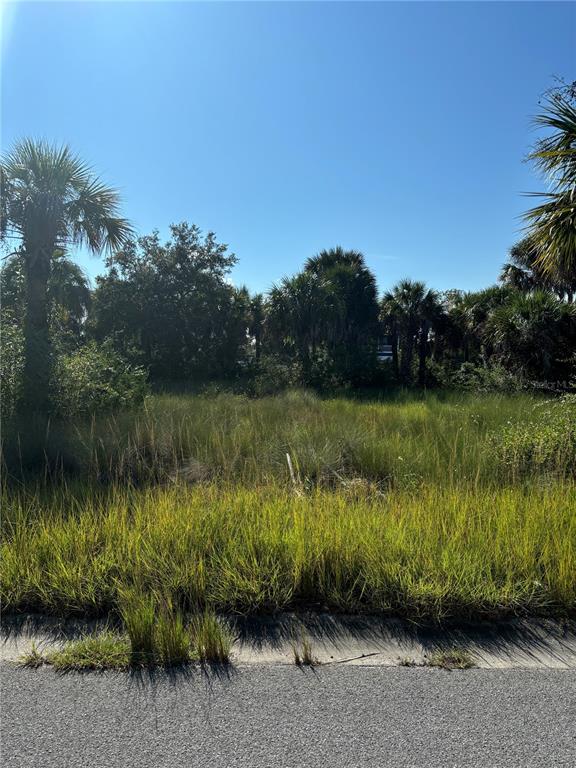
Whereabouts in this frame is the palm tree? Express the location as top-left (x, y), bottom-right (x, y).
top-left (304, 247), bottom-right (379, 382)
top-left (381, 279), bottom-right (440, 385)
top-left (0, 139), bottom-right (132, 412)
top-left (486, 291), bottom-right (576, 380)
top-left (499, 236), bottom-right (576, 301)
top-left (268, 272), bottom-right (331, 380)
top-left (524, 91), bottom-right (576, 280)
top-left (49, 255), bottom-right (92, 337)
top-left (380, 293), bottom-right (400, 379)
top-left (447, 285), bottom-right (514, 366)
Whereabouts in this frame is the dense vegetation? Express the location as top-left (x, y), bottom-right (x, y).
top-left (2, 390), bottom-right (575, 621)
top-left (2, 87), bottom-right (576, 422)
top-left (1, 85), bottom-right (575, 628)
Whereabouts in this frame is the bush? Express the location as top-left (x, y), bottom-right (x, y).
top-left (54, 342), bottom-right (148, 416)
top-left (247, 355), bottom-right (302, 396)
top-left (496, 395), bottom-right (576, 477)
top-left (448, 362), bottom-right (525, 393)
top-left (0, 313), bottom-right (24, 419)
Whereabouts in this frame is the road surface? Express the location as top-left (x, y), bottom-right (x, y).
top-left (2, 664), bottom-right (575, 767)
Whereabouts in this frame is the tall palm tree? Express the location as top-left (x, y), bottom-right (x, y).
top-left (0, 139), bottom-right (131, 412)
top-left (268, 272), bottom-right (331, 379)
top-left (447, 285), bottom-right (514, 365)
top-left (304, 247), bottom-right (379, 382)
top-left (524, 92), bottom-right (576, 280)
top-left (381, 279), bottom-right (440, 385)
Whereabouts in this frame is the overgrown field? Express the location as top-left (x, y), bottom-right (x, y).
top-left (2, 390), bottom-right (575, 622)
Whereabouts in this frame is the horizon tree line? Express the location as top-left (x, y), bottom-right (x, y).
top-left (1, 84), bottom-right (575, 415)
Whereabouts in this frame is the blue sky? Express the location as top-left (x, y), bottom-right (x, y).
top-left (2, 1), bottom-right (574, 295)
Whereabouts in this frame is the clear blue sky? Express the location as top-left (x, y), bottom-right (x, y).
top-left (2, 1), bottom-right (574, 295)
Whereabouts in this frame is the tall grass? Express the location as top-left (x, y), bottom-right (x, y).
top-left (3, 390), bottom-right (574, 623)
top-left (2, 390), bottom-right (572, 486)
top-left (3, 481), bottom-right (574, 621)
top-left (119, 591), bottom-right (156, 665)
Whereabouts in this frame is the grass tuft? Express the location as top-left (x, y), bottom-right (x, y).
top-left (46, 633), bottom-right (130, 671)
top-left (119, 592), bottom-right (156, 665)
top-left (190, 611), bottom-right (233, 664)
top-left (292, 635), bottom-right (318, 667)
top-left (19, 641), bottom-right (45, 669)
top-left (426, 648), bottom-right (476, 669)
top-left (155, 599), bottom-right (191, 666)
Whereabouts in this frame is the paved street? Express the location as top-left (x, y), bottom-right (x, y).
top-left (2, 664), bottom-right (575, 767)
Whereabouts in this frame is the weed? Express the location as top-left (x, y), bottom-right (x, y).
top-left (190, 611), bottom-right (232, 664)
top-left (19, 641), bottom-right (45, 668)
top-left (292, 635), bottom-right (318, 666)
top-left (119, 592), bottom-right (156, 665)
top-left (426, 648), bottom-right (476, 670)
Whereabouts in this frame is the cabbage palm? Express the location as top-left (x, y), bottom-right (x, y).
top-left (524, 93), bottom-right (576, 280)
top-left (0, 139), bottom-right (131, 412)
top-left (486, 291), bottom-right (576, 380)
top-left (500, 236), bottom-right (576, 301)
top-left (382, 279), bottom-right (440, 385)
top-left (248, 292), bottom-right (265, 362)
top-left (268, 272), bottom-right (331, 379)
top-left (304, 247), bottom-right (379, 382)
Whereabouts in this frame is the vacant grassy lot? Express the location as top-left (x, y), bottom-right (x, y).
top-left (2, 390), bottom-right (575, 622)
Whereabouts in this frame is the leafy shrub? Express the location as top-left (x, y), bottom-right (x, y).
top-left (247, 355), bottom-right (301, 396)
top-left (449, 362), bottom-right (525, 393)
top-left (54, 342), bottom-right (148, 416)
top-left (496, 395), bottom-right (576, 477)
top-left (0, 312), bottom-right (24, 419)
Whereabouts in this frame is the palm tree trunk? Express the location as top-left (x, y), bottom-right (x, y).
top-left (21, 247), bottom-right (52, 413)
top-left (254, 329), bottom-right (261, 362)
top-left (399, 333), bottom-right (414, 384)
top-left (391, 329), bottom-right (399, 380)
top-left (418, 320), bottom-right (428, 387)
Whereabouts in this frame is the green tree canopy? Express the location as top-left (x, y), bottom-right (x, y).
top-left (92, 222), bottom-right (248, 380)
top-left (381, 279), bottom-right (442, 385)
top-left (267, 247), bottom-right (379, 385)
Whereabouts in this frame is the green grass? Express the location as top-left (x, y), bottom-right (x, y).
top-left (46, 633), bottom-right (131, 671)
top-left (426, 648), bottom-right (476, 669)
top-left (2, 481), bottom-right (574, 621)
top-left (18, 608), bottom-right (233, 670)
top-left (2, 390), bottom-right (575, 624)
top-left (190, 611), bottom-right (233, 664)
top-left (3, 389), bottom-right (573, 487)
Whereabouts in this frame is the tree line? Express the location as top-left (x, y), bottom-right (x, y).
top-left (1, 85), bottom-right (575, 416)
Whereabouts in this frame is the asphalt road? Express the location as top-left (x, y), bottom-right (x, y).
top-left (2, 664), bottom-right (575, 768)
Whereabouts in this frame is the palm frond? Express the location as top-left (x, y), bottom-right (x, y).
top-left (524, 188), bottom-right (576, 276)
